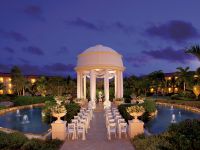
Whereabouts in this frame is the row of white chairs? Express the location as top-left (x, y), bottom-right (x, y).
top-left (105, 107), bottom-right (128, 140)
top-left (67, 108), bottom-right (93, 140)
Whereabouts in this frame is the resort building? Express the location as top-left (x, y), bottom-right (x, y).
top-left (0, 73), bottom-right (39, 94)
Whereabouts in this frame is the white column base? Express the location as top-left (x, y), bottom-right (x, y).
top-left (103, 100), bottom-right (111, 109)
top-left (88, 100), bottom-right (96, 109)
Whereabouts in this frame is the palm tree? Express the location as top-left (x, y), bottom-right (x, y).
top-left (35, 76), bottom-right (47, 97)
top-left (10, 66), bottom-right (26, 95)
top-left (176, 66), bottom-right (190, 92)
top-left (148, 70), bottom-right (165, 95)
top-left (186, 45), bottom-right (200, 60)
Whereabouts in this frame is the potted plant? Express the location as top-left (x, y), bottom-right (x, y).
top-left (126, 105), bottom-right (145, 122)
top-left (51, 96), bottom-right (67, 123)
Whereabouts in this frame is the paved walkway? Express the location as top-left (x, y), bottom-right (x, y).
top-left (60, 104), bottom-right (134, 150)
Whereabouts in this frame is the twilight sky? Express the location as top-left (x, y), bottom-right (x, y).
top-left (0, 0), bottom-right (200, 77)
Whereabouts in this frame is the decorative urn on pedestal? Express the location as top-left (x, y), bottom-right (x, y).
top-left (51, 96), bottom-right (67, 140)
top-left (126, 105), bottom-right (145, 138)
top-left (127, 105), bottom-right (145, 122)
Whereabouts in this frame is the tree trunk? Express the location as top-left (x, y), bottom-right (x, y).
top-left (184, 82), bottom-right (186, 91)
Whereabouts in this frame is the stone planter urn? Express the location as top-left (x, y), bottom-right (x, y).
top-left (127, 106), bottom-right (145, 138)
top-left (193, 85), bottom-right (200, 99)
top-left (52, 112), bottom-right (66, 123)
top-left (130, 112), bottom-right (144, 122)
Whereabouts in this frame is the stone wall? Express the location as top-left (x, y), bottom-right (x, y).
top-left (156, 102), bottom-right (200, 113)
top-left (0, 103), bottom-right (45, 115)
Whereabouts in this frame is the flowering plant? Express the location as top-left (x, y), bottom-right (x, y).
top-left (126, 105), bottom-right (145, 114)
top-left (51, 96), bottom-right (67, 114)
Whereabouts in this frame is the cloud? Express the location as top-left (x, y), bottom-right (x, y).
top-left (0, 29), bottom-right (28, 42)
top-left (142, 47), bottom-right (195, 63)
top-left (145, 20), bottom-right (199, 43)
top-left (45, 63), bottom-right (75, 72)
top-left (65, 17), bottom-right (134, 34)
top-left (3, 47), bottom-right (15, 53)
top-left (23, 5), bottom-right (45, 21)
top-left (56, 46), bottom-right (69, 54)
top-left (22, 46), bottom-right (44, 55)
top-left (112, 22), bottom-right (135, 34)
top-left (125, 55), bottom-right (151, 68)
top-left (18, 58), bottom-right (30, 64)
top-left (65, 17), bottom-right (103, 31)
top-left (0, 63), bottom-right (75, 76)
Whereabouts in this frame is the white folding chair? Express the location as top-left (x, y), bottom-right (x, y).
top-left (118, 123), bottom-right (127, 138)
top-left (67, 123), bottom-right (76, 140)
top-left (107, 122), bottom-right (117, 140)
top-left (77, 123), bottom-right (86, 140)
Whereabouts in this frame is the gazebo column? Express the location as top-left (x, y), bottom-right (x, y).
top-left (90, 70), bottom-right (96, 101)
top-left (114, 73), bottom-right (117, 99)
top-left (83, 75), bottom-right (86, 99)
top-left (116, 70), bottom-right (123, 98)
top-left (120, 71), bottom-right (124, 98)
top-left (104, 70), bottom-right (109, 101)
top-left (77, 71), bottom-right (81, 99)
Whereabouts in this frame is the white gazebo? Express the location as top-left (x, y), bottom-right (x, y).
top-left (75, 45), bottom-right (125, 109)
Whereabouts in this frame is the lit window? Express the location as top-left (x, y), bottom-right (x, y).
top-left (175, 76), bottom-right (178, 80)
top-left (7, 89), bottom-right (13, 94)
top-left (168, 77), bottom-right (171, 80)
top-left (0, 77), bottom-right (3, 82)
top-left (174, 87), bottom-right (178, 93)
top-left (0, 90), bottom-right (3, 94)
top-left (8, 78), bottom-right (11, 81)
top-left (150, 88), bottom-right (154, 93)
top-left (8, 83), bottom-right (12, 88)
top-left (168, 87), bottom-right (172, 93)
top-left (31, 78), bottom-right (36, 84)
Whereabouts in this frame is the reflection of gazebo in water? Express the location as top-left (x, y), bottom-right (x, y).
top-left (75, 45), bottom-right (125, 109)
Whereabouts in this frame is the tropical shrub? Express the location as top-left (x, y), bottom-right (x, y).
top-left (0, 131), bottom-right (62, 150)
top-left (0, 131), bottom-right (10, 149)
top-left (0, 105), bottom-right (7, 110)
top-left (132, 133), bottom-right (172, 150)
top-left (118, 100), bottom-right (156, 123)
top-left (8, 132), bottom-right (29, 149)
top-left (132, 119), bottom-right (200, 150)
top-left (21, 139), bottom-right (62, 150)
top-left (142, 99), bottom-right (156, 113)
top-left (11, 96), bottom-right (54, 106)
top-left (64, 102), bottom-right (80, 123)
top-left (167, 119), bottom-right (200, 150)
top-left (42, 101), bottom-right (80, 123)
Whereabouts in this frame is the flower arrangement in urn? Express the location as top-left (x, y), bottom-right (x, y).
top-left (51, 96), bottom-right (67, 123)
top-left (126, 105), bottom-right (145, 122)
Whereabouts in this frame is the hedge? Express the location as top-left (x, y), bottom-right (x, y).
top-left (132, 119), bottom-right (200, 150)
top-left (43, 102), bottom-right (81, 124)
top-left (118, 100), bottom-right (156, 123)
top-left (0, 131), bottom-right (62, 150)
top-left (11, 96), bottom-right (54, 106)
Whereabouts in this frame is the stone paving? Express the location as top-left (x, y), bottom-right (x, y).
top-left (60, 104), bottom-right (134, 150)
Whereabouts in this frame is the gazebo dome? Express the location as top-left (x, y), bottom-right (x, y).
top-left (75, 45), bottom-right (125, 71)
